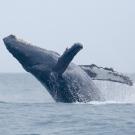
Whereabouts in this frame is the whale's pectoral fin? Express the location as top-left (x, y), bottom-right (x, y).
top-left (80, 65), bottom-right (133, 86)
top-left (53, 43), bottom-right (83, 74)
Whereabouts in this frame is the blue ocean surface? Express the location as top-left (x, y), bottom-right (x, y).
top-left (0, 73), bottom-right (135, 135)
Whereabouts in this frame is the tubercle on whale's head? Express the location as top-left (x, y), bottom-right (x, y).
top-left (3, 34), bottom-right (16, 45)
top-left (3, 34), bottom-right (16, 39)
top-left (3, 35), bottom-right (19, 52)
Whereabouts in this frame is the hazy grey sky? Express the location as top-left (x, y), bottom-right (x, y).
top-left (0, 0), bottom-right (135, 73)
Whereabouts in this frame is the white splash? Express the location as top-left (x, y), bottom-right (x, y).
top-left (94, 80), bottom-right (135, 103)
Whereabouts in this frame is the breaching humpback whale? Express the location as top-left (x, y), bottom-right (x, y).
top-left (3, 35), bottom-right (103, 103)
top-left (3, 35), bottom-right (133, 103)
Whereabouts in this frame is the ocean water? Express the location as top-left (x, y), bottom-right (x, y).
top-left (0, 73), bottom-right (135, 135)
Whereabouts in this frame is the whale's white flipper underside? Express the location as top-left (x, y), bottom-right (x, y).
top-left (80, 64), bottom-right (133, 86)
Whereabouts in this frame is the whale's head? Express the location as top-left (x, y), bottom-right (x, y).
top-left (3, 35), bottom-right (59, 76)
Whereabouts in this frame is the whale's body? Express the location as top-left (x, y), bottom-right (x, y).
top-left (3, 35), bottom-right (133, 103)
top-left (3, 35), bottom-right (103, 103)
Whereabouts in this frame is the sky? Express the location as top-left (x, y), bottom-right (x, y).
top-left (0, 0), bottom-right (135, 73)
